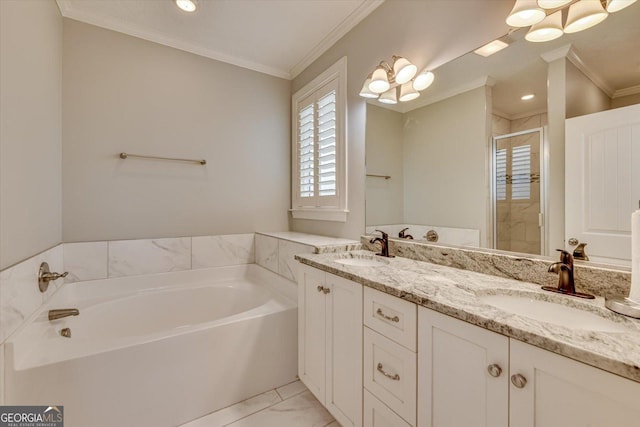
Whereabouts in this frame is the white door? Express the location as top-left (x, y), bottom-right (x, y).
top-left (509, 340), bottom-right (640, 427)
top-left (298, 265), bottom-right (327, 403)
top-left (418, 308), bottom-right (509, 427)
top-left (565, 103), bottom-right (640, 265)
top-left (325, 273), bottom-right (363, 427)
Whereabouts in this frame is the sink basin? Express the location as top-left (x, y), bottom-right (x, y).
top-left (334, 257), bottom-right (387, 267)
top-left (479, 294), bottom-right (629, 333)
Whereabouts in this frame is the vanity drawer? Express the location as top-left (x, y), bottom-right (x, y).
top-left (364, 389), bottom-right (413, 427)
top-left (364, 287), bottom-right (417, 351)
top-left (364, 327), bottom-right (417, 426)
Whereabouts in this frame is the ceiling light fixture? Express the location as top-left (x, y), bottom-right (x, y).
top-left (564, 0), bottom-right (609, 33)
top-left (525, 10), bottom-right (563, 42)
top-left (175, 0), bottom-right (197, 13)
top-left (474, 39), bottom-right (510, 57)
top-left (537, 0), bottom-right (573, 8)
top-left (606, 0), bottom-right (637, 12)
top-left (505, 0), bottom-right (635, 43)
top-left (360, 56), bottom-right (434, 104)
top-left (521, 93), bottom-right (536, 100)
top-left (379, 88), bottom-right (398, 105)
top-left (506, 0), bottom-right (546, 26)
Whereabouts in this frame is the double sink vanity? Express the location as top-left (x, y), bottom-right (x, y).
top-left (295, 241), bottom-right (640, 427)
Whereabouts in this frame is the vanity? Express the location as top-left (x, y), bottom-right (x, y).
top-left (295, 249), bottom-right (640, 427)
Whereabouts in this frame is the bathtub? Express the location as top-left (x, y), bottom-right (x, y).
top-left (3, 264), bottom-right (298, 427)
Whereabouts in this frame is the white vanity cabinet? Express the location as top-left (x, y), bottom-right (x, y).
top-left (363, 287), bottom-right (418, 426)
top-left (509, 339), bottom-right (640, 427)
top-left (297, 264), bottom-right (363, 427)
top-left (418, 307), bottom-right (640, 427)
top-left (418, 307), bottom-right (509, 427)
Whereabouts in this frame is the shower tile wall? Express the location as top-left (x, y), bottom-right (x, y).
top-left (493, 113), bottom-right (547, 255)
top-left (0, 245), bottom-right (64, 342)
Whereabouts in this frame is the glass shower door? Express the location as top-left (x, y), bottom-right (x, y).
top-left (493, 128), bottom-right (544, 255)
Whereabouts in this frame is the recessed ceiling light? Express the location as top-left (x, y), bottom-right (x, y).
top-left (175, 0), bottom-right (197, 12)
top-left (473, 40), bottom-right (509, 57)
top-left (521, 94), bottom-right (535, 101)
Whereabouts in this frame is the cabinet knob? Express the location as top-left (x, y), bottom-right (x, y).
top-left (317, 285), bottom-right (324, 292)
top-left (510, 374), bottom-right (527, 389)
top-left (487, 364), bottom-right (502, 378)
top-left (322, 287), bottom-right (330, 294)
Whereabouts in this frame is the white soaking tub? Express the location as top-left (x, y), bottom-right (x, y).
top-left (4, 264), bottom-right (298, 427)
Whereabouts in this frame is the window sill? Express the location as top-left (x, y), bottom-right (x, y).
top-left (290, 208), bottom-right (349, 222)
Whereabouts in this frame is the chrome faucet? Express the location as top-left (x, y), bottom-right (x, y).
top-left (49, 308), bottom-right (80, 321)
top-left (398, 227), bottom-right (414, 239)
top-left (370, 230), bottom-right (394, 258)
top-left (542, 249), bottom-right (594, 299)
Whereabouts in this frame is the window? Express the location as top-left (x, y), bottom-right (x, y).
top-left (291, 57), bottom-right (347, 222)
top-left (496, 148), bottom-right (507, 201)
top-left (511, 145), bottom-right (531, 200)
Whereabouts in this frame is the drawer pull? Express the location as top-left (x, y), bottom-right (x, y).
top-left (511, 374), bottom-right (527, 389)
top-left (487, 364), bottom-right (502, 378)
top-left (377, 363), bottom-right (400, 381)
top-left (376, 308), bottom-right (400, 323)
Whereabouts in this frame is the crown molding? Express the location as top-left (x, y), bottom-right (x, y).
top-left (613, 84), bottom-right (640, 98)
top-left (56, 0), bottom-right (291, 79)
top-left (565, 48), bottom-right (614, 97)
top-left (289, 0), bottom-right (385, 79)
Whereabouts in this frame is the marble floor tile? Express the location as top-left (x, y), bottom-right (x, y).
top-left (226, 391), bottom-right (334, 427)
top-left (275, 380), bottom-right (308, 400)
top-left (181, 390), bottom-right (281, 427)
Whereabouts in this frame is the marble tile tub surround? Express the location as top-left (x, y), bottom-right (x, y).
top-left (0, 245), bottom-right (64, 343)
top-left (367, 224), bottom-right (480, 247)
top-left (295, 250), bottom-right (640, 383)
top-left (363, 236), bottom-right (631, 299)
top-left (255, 232), bottom-right (361, 282)
top-left (63, 233), bottom-right (256, 283)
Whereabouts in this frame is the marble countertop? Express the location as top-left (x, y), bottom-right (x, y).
top-left (295, 250), bottom-right (640, 383)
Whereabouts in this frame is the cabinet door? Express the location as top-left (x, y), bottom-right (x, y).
top-left (418, 308), bottom-right (509, 427)
top-left (298, 265), bottom-right (327, 403)
top-left (510, 339), bottom-right (640, 427)
top-left (325, 273), bottom-right (363, 427)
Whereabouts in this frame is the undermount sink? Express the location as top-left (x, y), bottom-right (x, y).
top-left (334, 256), bottom-right (388, 268)
top-left (479, 293), bottom-right (630, 333)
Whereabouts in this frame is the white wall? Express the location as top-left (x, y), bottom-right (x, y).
top-left (290, 0), bottom-right (513, 239)
top-left (62, 19), bottom-right (291, 242)
top-left (403, 87), bottom-right (490, 243)
top-left (365, 104), bottom-right (404, 226)
top-left (0, 0), bottom-right (63, 269)
top-left (566, 61), bottom-right (610, 119)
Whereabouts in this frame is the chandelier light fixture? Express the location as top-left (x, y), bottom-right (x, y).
top-left (506, 0), bottom-right (637, 43)
top-left (359, 56), bottom-right (434, 105)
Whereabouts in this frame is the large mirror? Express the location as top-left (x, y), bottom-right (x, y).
top-left (365, 2), bottom-right (640, 266)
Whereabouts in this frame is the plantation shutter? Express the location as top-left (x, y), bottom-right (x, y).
top-left (295, 79), bottom-right (339, 208)
top-left (496, 148), bottom-right (507, 201)
top-left (511, 145), bottom-right (531, 200)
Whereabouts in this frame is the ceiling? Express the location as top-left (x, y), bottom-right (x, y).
top-left (56, 0), bottom-right (384, 79)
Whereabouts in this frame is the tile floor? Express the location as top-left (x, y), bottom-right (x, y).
top-left (181, 380), bottom-right (338, 427)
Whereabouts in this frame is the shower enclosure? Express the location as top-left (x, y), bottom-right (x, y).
top-left (492, 128), bottom-right (546, 256)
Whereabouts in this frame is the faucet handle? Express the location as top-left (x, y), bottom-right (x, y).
top-left (375, 229), bottom-right (389, 240)
top-left (555, 249), bottom-right (573, 265)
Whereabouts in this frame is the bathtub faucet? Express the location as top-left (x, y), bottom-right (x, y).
top-left (49, 308), bottom-right (80, 321)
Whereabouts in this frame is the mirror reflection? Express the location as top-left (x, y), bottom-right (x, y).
top-left (365, 3), bottom-right (640, 266)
